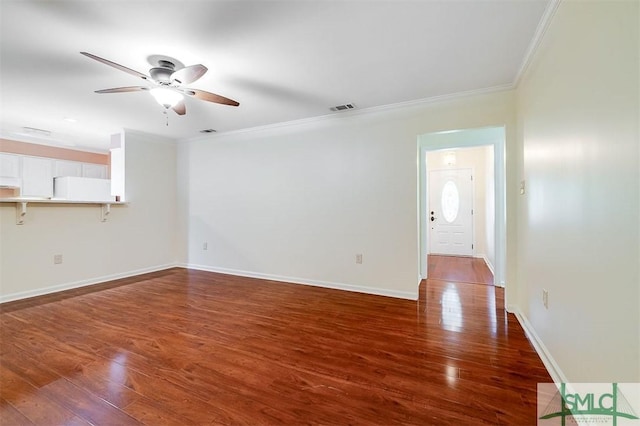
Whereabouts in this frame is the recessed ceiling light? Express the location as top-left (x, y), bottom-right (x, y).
top-left (63, 117), bottom-right (77, 123)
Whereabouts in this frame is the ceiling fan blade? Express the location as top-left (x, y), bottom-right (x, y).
top-left (183, 88), bottom-right (239, 106)
top-left (95, 86), bottom-right (148, 94)
top-left (170, 64), bottom-right (207, 85)
top-left (172, 100), bottom-right (186, 115)
top-left (81, 52), bottom-right (149, 80)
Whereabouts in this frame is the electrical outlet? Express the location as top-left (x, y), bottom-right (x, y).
top-left (54, 254), bottom-right (63, 264)
top-left (203, 242), bottom-right (208, 250)
top-left (542, 289), bottom-right (549, 309)
top-left (355, 254), bottom-right (363, 264)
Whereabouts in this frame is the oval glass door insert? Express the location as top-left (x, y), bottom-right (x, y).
top-left (441, 180), bottom-right (460, 223)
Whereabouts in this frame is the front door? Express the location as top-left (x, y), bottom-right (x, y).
top-left (429, 168), bottom-right (473, 256)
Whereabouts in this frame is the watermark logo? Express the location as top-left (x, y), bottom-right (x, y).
top-left (538, 383), bottom-right (640, 425)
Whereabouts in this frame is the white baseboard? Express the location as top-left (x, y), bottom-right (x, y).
top-left (2, 263), bottom-right (418, 304)
top-left (0, 263), bottom-right (178, 304)
top-left (513, 308), bottom-right (568, 384)
top-left (481, 254), bottom-right (495, 276)
top-left (473, 253), bottom-right (495, 274)
top-left (185, 263), bottom-right (419, 301)
top-left (473, 254), bottom-right (500, 287)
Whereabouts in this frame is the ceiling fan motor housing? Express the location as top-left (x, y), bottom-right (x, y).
top-left (150, 60), bottom-right (176, 84)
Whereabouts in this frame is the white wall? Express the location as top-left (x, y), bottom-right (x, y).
top-left (181, 90), bottom-right (515, 299)
top-left (426, 146), bottom-right (494, 269)
top-left (0, 130), bottom-right (178, 301)
top-left (516, 0), bottom-right (639, 382)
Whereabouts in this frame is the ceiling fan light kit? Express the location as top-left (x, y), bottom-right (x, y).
top-left (80, 51), bottom-right (239, 121)
top-left (150, 88), bottom-right (183, 108)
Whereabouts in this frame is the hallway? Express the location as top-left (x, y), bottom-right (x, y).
top-left (427, 254), bottom-right (494, 285)
top-left (415, 254), bottom-right (547, 422)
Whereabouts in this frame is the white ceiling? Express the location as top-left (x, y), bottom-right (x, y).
top-left (0, 0), bottom-right (550, 152)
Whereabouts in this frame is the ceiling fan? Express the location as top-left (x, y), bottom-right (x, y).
top-left (80, 52), bottom-right (239, 117)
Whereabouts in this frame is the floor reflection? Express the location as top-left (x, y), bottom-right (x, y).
top-left (441, 284), bottom-right (463, 332)
top-left (420, 278), bottom-right (504, 337)
top-left (445, 364), bottom-right (458, 387)
top-left (487, 285), bottom-right (497, 336)
top-left (109, 352), bottom-right (128, 384)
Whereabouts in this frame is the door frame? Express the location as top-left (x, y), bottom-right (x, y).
top-left (417, 126), bottom-right (506, 289)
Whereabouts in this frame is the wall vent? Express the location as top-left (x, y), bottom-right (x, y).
top-left (330, 103), bottom-right (356, 112)
top-left (199, 129), bottom-right (217, 133)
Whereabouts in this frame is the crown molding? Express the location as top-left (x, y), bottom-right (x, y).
top-left (513, 0), bottom-right (561, 87)
top-left (180, 83), bottom-right (515, 143)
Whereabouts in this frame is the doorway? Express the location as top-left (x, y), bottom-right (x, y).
top-left (417, 126), bottom-right (506, 296)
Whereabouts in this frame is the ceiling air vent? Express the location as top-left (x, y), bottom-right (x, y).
top-left (22, 127), bottom-right (51, 137)
top-left (330, 103), bottom-right (356, 112)
top-left (199, 129), bottom-right (217, 133)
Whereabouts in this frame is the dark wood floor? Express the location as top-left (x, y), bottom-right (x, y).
top-left (1, 260), bottom-right (550, 425)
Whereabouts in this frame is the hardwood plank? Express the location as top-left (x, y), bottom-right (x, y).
top-left (0, 263), bottom-right (550, 424)
top-left (0, 365), bottom-right (90, 426)
top-left (0, 400), bottom-right (34, 425)
top-left (38, 379), bottom-right (140, 425)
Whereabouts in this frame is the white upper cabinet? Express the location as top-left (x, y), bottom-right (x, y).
top-left (0, 153), bottom-right (21, 178)
top-left (82, 163), bottom-right (108, 179)
top-left (0, 153), bottom-right (22, 188)
top-left (54, 160), bottom-right (107, 178)
top-left (21, 156), bottom-right (53, 198)
top-left (54, 160), bottom-right (83, 177)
